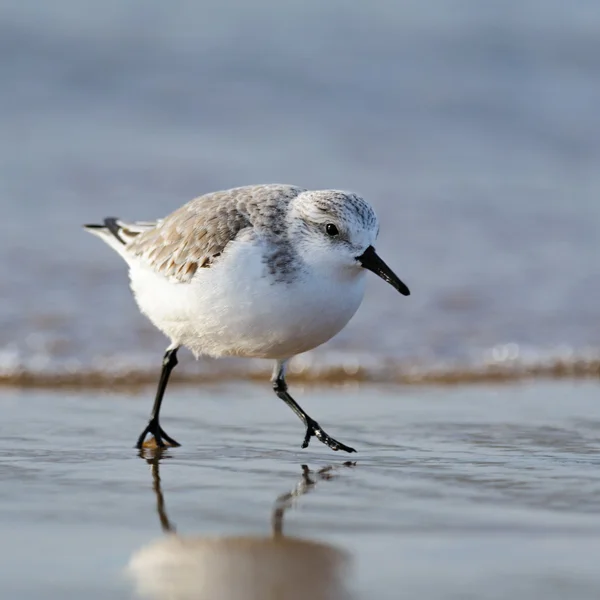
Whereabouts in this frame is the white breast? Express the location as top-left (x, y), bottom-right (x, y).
top-left (128, 235), bottom-right (366, 359)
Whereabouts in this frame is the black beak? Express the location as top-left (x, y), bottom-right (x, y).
top-left (357, 245), bottom-right (410, 296)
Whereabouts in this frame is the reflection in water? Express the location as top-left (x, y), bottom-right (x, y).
top-left (128, 453), bottom-right (355, 600)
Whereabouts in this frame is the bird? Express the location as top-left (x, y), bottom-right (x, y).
top-left (84, 184), bottom-right (410, 453)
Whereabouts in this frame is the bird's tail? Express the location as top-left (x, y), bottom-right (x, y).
top-left (83, 217), bottom-right (156, 260)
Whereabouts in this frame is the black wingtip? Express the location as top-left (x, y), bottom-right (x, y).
top-left (83, 217), bottom-right (125, 244)
top-left (102, 217), bottom-right (125, 243)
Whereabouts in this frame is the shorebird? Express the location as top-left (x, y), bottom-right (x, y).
top-left (85, 184), bottom-right (409, 453)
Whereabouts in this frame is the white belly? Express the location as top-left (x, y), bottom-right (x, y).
top-left (129, 237), bottom-right (366, 359)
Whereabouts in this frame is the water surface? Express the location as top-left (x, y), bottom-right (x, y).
top-left (2, 381), bottom-right (599, 599)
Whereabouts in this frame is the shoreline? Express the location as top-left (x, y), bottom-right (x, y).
top-left (0, 357), bottom-right (598, 390)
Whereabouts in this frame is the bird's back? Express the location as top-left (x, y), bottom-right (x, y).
top-left (85, 184), bottom-right (305, 282)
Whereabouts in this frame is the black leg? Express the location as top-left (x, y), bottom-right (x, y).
top-left (135, 347), bottom-right (181, 449)
top-left (271, 362), bottom-right (356, 453)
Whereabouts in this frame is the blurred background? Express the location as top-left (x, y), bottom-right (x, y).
top-left (2, 5), bottom-right (600, 599)
top-left (1, 0), bottom-right (599, 383)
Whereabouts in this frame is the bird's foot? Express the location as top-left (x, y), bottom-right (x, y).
top-left (302, 418), bottom-right (356, 453)
top-left (135, 418), bottom-right (181, 450)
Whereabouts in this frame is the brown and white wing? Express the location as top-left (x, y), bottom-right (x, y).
top-left (84, 184), bottom-right (304, 283)
top-left (126, 196), bottom-right (252, 282)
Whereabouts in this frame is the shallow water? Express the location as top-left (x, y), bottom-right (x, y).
top-left (2, 4), bottom-right (599, 597)
top-left (2, 381), bottom-right (599, 599)
top-left (1, 0), bottom-right (599, 383)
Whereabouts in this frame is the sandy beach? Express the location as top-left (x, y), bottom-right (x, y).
top-left (2, 1), bottom-right (600, 597)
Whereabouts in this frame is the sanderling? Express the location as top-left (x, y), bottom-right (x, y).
top-left (84, 184), bottom-right (409, 453)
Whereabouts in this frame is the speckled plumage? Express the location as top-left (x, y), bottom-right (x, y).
top-left (124, 184), bottom-right (304, 283)
top-left (83, 183), bottom-right (407, 453)
top-left (85, 183), bottom-right (383, 359)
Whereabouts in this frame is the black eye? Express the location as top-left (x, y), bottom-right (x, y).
top-left (325, 223), bottom-right (339, 237)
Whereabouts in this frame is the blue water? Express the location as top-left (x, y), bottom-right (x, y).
top-left (2, 382), bottom-right (600, 599)
top-left (0, 0), bottom-right (599, 378)
top-left (2, 7), bottom-right (599, 597)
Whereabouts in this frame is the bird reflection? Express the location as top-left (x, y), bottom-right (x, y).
top-left (128, 451), bottom-right (356, 600)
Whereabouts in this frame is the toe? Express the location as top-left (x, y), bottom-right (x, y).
top-left (342, 444), bottom-right (357, 453)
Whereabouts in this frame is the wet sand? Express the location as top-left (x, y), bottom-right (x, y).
top-left (2, 381), bottom-right (599, 599)
top-left (3, 2), bottom-right (599, 598)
